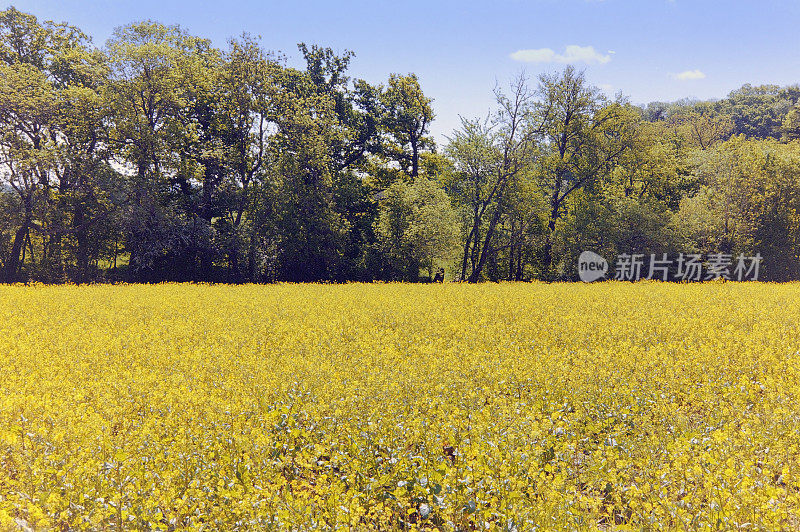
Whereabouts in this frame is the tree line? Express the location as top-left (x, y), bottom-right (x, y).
top-left (3, 6), bottom-right (800, 283)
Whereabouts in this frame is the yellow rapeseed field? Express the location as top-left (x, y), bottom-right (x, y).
top-left (1, 282), bottom-right (799, 531)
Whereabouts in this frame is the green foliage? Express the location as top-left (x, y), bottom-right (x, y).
top-left (3, 5), bottom-right (800, 283)
top-left (675, 136), bottom-right (800, 280)
top-left (375, 177), bottom-right (459, 280)
top-left (380, 73), bottom-right (435, 180)
top-left (534, 67), bottom-right (637, 278)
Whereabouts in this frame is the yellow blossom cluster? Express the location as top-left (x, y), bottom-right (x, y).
top-left (1, 282), bottom-right (799, 530)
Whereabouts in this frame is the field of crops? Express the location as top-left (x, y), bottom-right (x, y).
top-left (1, 283), bottom-right (799, 530)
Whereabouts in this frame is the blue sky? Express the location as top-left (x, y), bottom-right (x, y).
top-left (14, 0), bottom-right (800, 142)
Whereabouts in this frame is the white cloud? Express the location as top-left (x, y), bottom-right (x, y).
top-left (598, 83), bottom-right (614, 92)
top-left (510, 45), bottom-right (611, 65)
top-left (672, 69), bottom-right (706, 80)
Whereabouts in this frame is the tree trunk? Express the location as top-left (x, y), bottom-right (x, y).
top-left (248, 236), bottom-right (258, 282)
top-left (4, 208), bottom-right (31, 282)
top-left (508, 219), bottom-right (517, 281)
top-left (411, 138), bottom-right (419, 178)
top-left (460, 235), bottom-right (471, 281)
top-left (468, 204), bottom-right (504, 283)
top-left (542, 214), bottom-right (557, 280)
top-left (74, 201), bottom-right (89, 283)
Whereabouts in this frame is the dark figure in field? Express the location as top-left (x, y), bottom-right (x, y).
top-left (434, 268), bottom-right (445, 283)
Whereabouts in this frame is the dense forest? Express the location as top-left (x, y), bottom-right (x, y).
top-left (2, 7), bottom-right (800, 283)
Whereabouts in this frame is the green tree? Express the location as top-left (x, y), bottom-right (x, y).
top-left (677, 136), bottom-right (800, 280)
top-left (0, 59), bottom-right (55, 281)
top-left (375, 177), bottom-right (458, 280)
top-left (271, 63), bottom-right (346, 281)
top-left (446, 75), bottom-right (535, 282)
top-left (717, 84), bottom-right (794, 139)
top-left (0, 7), bottom-right (118, 282)
top-left (106, 21), bottom-right (212, 280)
top-left (782, 105), bottom-right (800, 141)
top-left (212, 35), bottom-right (282, 281)
top-left (535, 66), bottom-right (635, 278)
top-left (380, 73), bottom-right (435, 180)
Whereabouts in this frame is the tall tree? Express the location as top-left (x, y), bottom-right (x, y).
top-left (213, 35), bottom-right (282, 281)
top-left (381, 73), bottom-right (435, 180)
top-left (106, 21), bottom-right (208, 279)
top-left (535, 66), bottom-right (635, 278)
top-left (0, 7), bottom-right (116, 282)
top-left (271, 63), bottom-right (345, 281)
top-left (446, 74), bottom-right (536, 282)
top-left (271, 44), bottom-right (385, 281)
top-left (375, 176), bottom-right (458, 280)
top-left (0, 60), bottom-right (55, 281)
